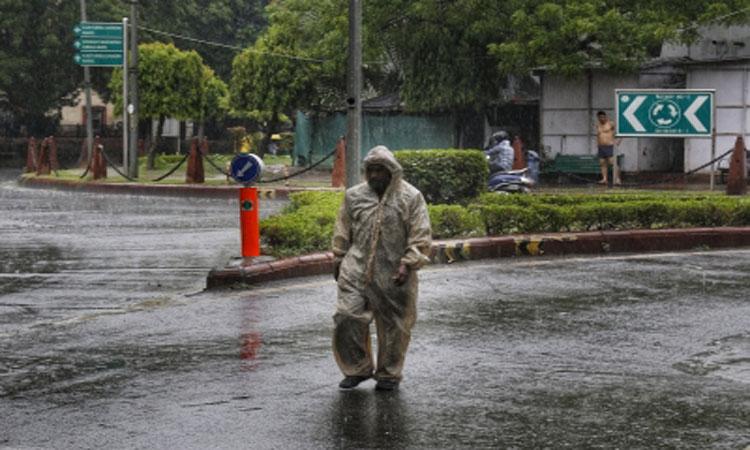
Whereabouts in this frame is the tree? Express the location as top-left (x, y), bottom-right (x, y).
top-left (489, 0), bottom-right (750, 76)
top-left (229, 19), bottom-right (317, 156)
top-left (367, 0), bottom-right (513, 113)
top-left (0, 0), bottom-right (124, 135)
top-left (109, 42), bottom-right (208, 168)
top-left (137, 0), bottom-right (268, 80)
top-left (197, 67), bottom-right (229, 139)
top-left (239, 0), bottom-right (519, 148)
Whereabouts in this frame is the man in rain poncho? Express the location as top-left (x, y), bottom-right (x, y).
top-left (332, 145), bottom-right (432, 391)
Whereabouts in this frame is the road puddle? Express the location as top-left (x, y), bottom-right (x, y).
top-left (674, 333), bottom-right (750, 384)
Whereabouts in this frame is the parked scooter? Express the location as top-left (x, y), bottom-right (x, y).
top-left (484, 131), bottom-right (535, 194)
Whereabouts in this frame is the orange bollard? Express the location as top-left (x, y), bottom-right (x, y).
top-left (48, 136), bottom-right (59, 171)
top-left (512, 136), bottom-right (525, 170)
top-left (331, 136), bottom-right (346, 187)
top-left (726, 136), bottom-right (747, 196)
top-left (25, 137), bottom-right (37, 173)
top-left (240, 187), bottom-right (260, 257)
top-left (36, 138), bottom-right (51, 176)
top-left (185, 138), bottom-right (204, 183)
top-left (90, 143), bottom-right (107, 180)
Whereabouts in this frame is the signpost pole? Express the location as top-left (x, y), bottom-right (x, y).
top-left (79, 0), bottom-right (94, 168)
top-left (122, 17), bottom-right (129, 175)
top-left (128, 1), bottom-right (139, 179)
top-left (710, 127), bottom-right (717, 191)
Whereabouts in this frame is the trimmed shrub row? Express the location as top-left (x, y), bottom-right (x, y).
top-left (475, 199), bottom-right (750, 235)
top-left (260, 192), bottom-right (750, 257)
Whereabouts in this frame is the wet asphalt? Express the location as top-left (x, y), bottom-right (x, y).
top-left (1, 169), bottom-right (749, 449)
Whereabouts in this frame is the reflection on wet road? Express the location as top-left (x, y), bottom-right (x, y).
top-left (1, 171), bottom-right (749, 448)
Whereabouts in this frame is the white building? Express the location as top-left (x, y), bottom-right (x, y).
top-left (538, 25), bottom-right (750, 174)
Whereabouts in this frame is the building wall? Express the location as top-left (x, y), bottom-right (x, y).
top-left (541, 72), bottom-right (643, 171)
top-left (540, 70), bottom-right (688, 172)
top-left (59, 90), bottom-right (118, 126)
top-left (685, 64), bottom-right (750, 173)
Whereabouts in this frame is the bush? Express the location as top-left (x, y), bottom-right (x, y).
top-left (428, 205), bottom-right (484, 239)
top-left (395, 149), bottom-right (488, 205)
top-left (260, 192), bottom-right (343, 257)
top-left (259, 191), bottom-right (750, 257)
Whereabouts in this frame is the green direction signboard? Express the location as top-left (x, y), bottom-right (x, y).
top-left (615, 89), bottom-right (714, 137)
top-left (73, 22), bottom-right (123, 67)
top-left (74, 39), bottom-right (123, 52)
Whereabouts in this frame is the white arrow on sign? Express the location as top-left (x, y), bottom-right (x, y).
top-left (623, 95), bottom-right (647, 132)
top-left (684, 95), bottom-right (708, 133)
top-left (236, 161), bottom-right (252, 177)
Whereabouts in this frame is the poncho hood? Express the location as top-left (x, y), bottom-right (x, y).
top-left (363, 145), bottom-right (403, 184)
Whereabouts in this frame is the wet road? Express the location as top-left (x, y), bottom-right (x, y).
top-left (1, 170), bottom-right (749, 449)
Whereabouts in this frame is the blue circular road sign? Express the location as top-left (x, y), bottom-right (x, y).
top-left (230, 153), bottom-right (263, 184)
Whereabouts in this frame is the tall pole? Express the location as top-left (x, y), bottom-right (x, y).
top-left (345, 0), bottom-right (362, 188)
top-left (128, 1), bottom-right (139, 179)
top-left (79, 0), bottom-right (94, 167)
top-left (122, 17), bottom-right (129, 175)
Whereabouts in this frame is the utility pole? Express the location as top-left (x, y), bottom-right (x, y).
top-left (128, 0), bottom-right (139, 179)
top-left (345, 0), bottom-right (362, 188)
top-left (79, 0), bottom-right (94, 167)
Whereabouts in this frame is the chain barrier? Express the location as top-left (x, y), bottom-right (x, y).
top-left (149, 153), bottom-right (189, 182)
top-left (256, 148), bottom-right (337, 184)
top-left (553, 149), bottom-right (734, 188)
top-left (72, 145), bottom-right (336, 185)
top-left (91, 146), bottom-right (189, 183)
top-left (203, 148), bottom-right (336, 183)
top-left (99, 149), bottom-right (136, 181)
top-left (203, 154), bottom-right (230, 176)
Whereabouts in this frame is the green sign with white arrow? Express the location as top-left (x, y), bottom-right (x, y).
top-left (73, 22), bottom-right (123, 67)
top-left (615, 89), bottom-right (714, 138)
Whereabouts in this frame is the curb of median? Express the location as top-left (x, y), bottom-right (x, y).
top-left (16, 176), bottom-right (340, 200)
top-left (206, 227), bottom-right (750, 289)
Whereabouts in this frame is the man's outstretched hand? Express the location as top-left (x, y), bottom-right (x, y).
top-left (392, 263), bottom-right (410, 286)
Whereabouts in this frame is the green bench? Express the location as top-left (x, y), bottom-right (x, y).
top-left (546, 154), bottom-right (624, 183)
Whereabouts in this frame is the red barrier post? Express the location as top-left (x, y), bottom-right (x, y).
top-left (240, 187), bottom-right (260, 257)
top-left (25, 137), bottom-right (37, 173)
top-left (48, 136), bottom-right (59, 171)
top-left (331, 136), bottom-right (346, 187)
top-left (36, 138), bottom-right (51, 176)
top-left (726, 136), bottom-right (747, 196)
top-left (512, 136), bottom-right (525, 170)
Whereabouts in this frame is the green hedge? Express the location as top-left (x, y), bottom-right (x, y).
top-left (259, 191), bottom-right (750, 256)
top-left (260, 192), bottom-right (343, 257)
top-left (395, 149), bottom-right (488, 205)
top-left (474, 197), bottom-right (750, 234)
top-left (429, 205), bottom-right (484, 239)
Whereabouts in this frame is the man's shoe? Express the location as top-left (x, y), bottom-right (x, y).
top-left (374, 379), bottom-right (399, 391)
top-left (339, 375), bottom-right (370, 389)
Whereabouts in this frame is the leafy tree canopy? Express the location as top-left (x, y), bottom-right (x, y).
top-left (490, 0), bottom-right (750, 76)
top-left (0, 0), bottom-right (124, 133)
top-left (109, 42), bottom-right (224, 122)
top-left (137, 0), bottom-right (268, 80)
